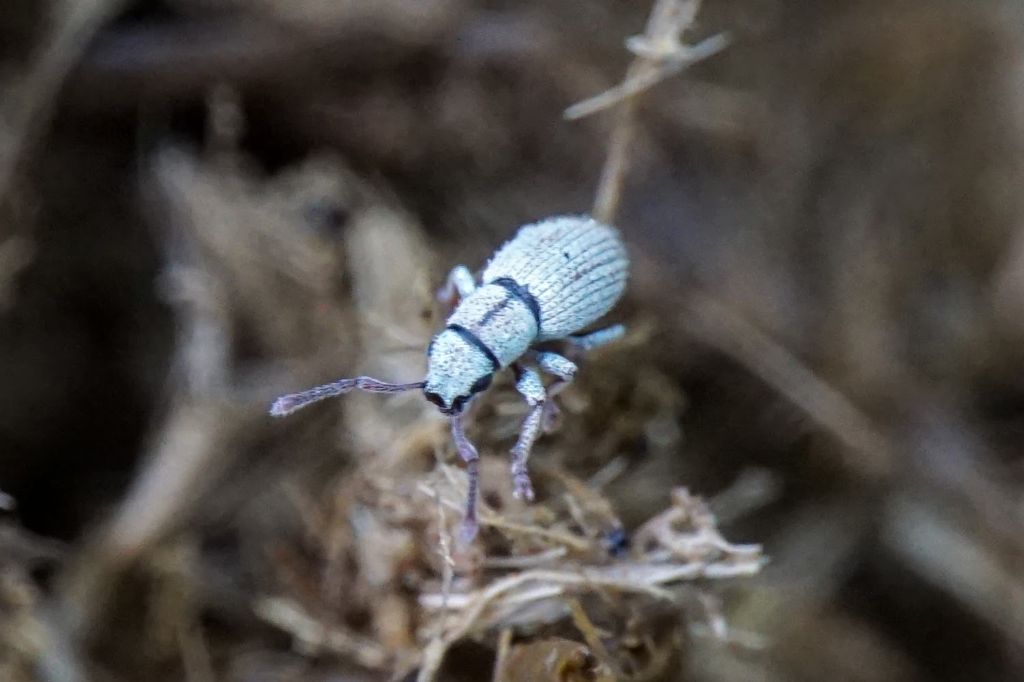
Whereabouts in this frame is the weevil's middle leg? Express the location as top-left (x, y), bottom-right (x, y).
top-left (536, 326), bottom-right (621, 429)
top-left (436, 264), bottom-right (477, 315)
top-left (534, 351), bottom-right (578, 432)
top-left (510, 365), bottom-right (547, 501)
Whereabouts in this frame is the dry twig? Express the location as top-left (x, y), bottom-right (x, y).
top-left (565, 0), bottom-right (727, 224)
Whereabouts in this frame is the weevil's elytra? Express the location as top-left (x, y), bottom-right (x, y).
top-left (270, 215), bottom-right (629, 544)
top-left (481, 217), bottom-right (627, 341)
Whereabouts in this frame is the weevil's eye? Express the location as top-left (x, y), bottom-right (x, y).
top-left (423, 391), bottom-right (445, 409)
top-left (451, 395), bottom-right (468, 413)
top-left (469, 374), bottom-right (493, 395)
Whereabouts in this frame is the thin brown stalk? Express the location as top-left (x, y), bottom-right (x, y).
top-left (573, 0), bottom-right (721, 224)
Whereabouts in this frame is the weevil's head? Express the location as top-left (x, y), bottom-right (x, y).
top-left (423, 328), bottom-right (495, 415)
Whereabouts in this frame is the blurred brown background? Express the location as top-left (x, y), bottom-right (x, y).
top-left (2, 0), bottom-right (1024, 680)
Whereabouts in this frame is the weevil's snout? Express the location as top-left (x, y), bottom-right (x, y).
top-left (423, 383), bottom-right (487, 416)
top-left (423, 388), bottom-right (460, 415)
top-left (423, 372), bottom-right (493, 415)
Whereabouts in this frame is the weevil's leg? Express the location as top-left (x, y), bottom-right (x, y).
top-left (510, 365), bottom-right (548, 501)
top-left (534, 351), bottom-right (578, 432)
top-left (566, 323), bottom-right (626, 351)
top-left (451, 413), bottom-right (481, 545)
top-left (436, 264), bottom-right (477, 314)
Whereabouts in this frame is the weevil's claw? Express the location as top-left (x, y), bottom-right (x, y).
top-left (512, 469), bottom-right (535, 501)
top-left (510, 439), bottom-right (537, 501)
top-left (541, 400), bottom-right (561, 433)
top-left (458, 515), bottom-right (479, 546)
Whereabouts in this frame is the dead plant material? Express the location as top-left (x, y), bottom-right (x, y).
top-left (414, 480), bottom-right (761, 680)
top-left (496, 637), bottom-right (616, 682)
top-left (253, 422), bottom-right (761, 680)
top-left (567, 0), bottom-right (728, 224)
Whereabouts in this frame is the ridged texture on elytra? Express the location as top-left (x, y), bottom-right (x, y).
top-left (481, 216), bottom-right (629, 340)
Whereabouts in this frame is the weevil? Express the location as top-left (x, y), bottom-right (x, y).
top-left (270, 215), bottom-right (629, 543)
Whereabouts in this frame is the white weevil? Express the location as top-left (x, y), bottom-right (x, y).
top-left (270, 215), bottom-right (629, 542)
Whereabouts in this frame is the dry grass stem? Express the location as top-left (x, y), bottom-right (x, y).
top-left (684, 291), bottom-right (893, 478)
top-left (491, 628), bottom-right (513, 682)
top-left (254, 596), bottom-right (390, 670)
top-left (567, 597), bottom-right (620, 677)
top-left (567, 0), bottom-right (725, 223)
top-left (564, 33), bottom-right (730, 121)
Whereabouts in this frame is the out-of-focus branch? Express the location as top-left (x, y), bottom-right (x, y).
top-left (0, 0), bottom-right (126, 203)
top-left (51, 149), bottom-right (251, 660)
top-left (684, 291), bottom-right (893, 479)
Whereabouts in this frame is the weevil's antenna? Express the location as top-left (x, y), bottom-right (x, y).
top-left (269, 376), bottom-right (426, 416)
top-left (450, 413), bottom-right (481, 545)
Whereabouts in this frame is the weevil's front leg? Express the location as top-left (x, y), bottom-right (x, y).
top-left (451, 413), bottom-right (482, 545)
top-left (534, 351), bottom-right (578, 432)
top-left (510, 365), bottom-right (547, 501)
top-left (436, 264), bottom-right (477, 314)
top-left (566, 323), bottom-right (625, 351)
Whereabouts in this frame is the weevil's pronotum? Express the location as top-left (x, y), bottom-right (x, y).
top-left (270, 215), bottom-right (629, 542)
